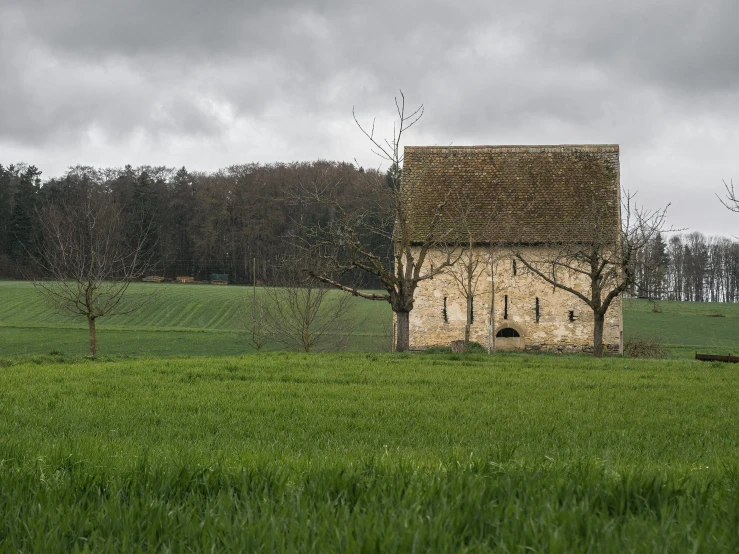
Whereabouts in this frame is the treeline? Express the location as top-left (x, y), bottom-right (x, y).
top-left (3, 161), bottom-right (739, 301)
top-left (0, 161), bottom-right (385, 284)
top-left (632, 232), bottom-right (739, 302)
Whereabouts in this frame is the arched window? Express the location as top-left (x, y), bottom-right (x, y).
top-left (496, 328), bottom-right (520, 338)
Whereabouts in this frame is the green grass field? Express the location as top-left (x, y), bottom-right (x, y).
top-left (623, 297), bottom-right (739, 357)
top-left (1, 353), bottom-right (739, 551)
top-left (2, 280), bottom-right (739, 357)
top-left (2, 281), bottom-right (739, 551)
top-left (0, 281), bottom-right (392, 356)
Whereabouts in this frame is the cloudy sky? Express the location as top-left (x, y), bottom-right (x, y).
top-left (1, 0), bottom-right (738, 234)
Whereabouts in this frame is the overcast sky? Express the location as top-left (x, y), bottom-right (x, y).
top-left (1, 0), bottom-right (738, 235)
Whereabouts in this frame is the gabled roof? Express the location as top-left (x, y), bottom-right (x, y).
top-left (402, 145), bottom-right (620, 244)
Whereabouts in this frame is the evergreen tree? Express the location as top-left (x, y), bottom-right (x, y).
top-left (651, 231), bottom-right (670, 298)
top-left (0, 164), bottom-right (11, 260)
top-left (9, 165), bottom-right (42, 263)
top-left (167, 167), bottom-right (196, 277)
top-left (127, 169), bottom-right (160, 267)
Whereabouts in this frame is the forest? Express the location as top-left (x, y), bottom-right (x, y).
top-left (1, 161), bottom-right (738, 302)
top-left (0, 161), bottom-right (388, 286)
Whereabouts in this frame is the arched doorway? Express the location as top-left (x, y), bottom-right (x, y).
top-left (495, 325), bottom-right (524, 351)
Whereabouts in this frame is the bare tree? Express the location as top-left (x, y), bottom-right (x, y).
top-left (305, 92), bottom-right (457, 352)
top-left (33, 189), bottom-right (153, 356)
top-left (447, 234), bottom-right (484, 346)
top-left (255, 256), bottom-right (358, 352)
top-left (444, 195), bottom-right (510, 349)
top-left (718, 179), bottom-right (739, 213)
top-left (483, 241), bottom-right (522, 354)
top-left (513, 191), bottom-right (670, 358)
top-left (245, 298), bottom-right (269, 351)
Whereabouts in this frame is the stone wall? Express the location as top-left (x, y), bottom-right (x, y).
top-left (407, 247), bottom-right (622, 353)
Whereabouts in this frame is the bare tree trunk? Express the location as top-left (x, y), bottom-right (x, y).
top-left (465, 294), bottom-right (472, 345)
top-left (593, 312), bottom-right (605, 358)
top-left (396, 310), bottom-right (410, 352)
top-left (465, 269), bottom-right (473, 345)
top-left (489, 247), bottom-right (496, 354)
top-left (489, 287), bottom-right (495, 354)
top-left (302, 324), bottom-right (310, 352)
top-left (88, 315), bottom-right (97, 357)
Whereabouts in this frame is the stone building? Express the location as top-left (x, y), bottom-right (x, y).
top-left (401, 144), bottom-right (623, 353)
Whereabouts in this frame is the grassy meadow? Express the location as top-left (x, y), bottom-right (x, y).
top-left (0, 281), bottom-right (392, 356)
top-left (2, 280), bottom-right (739, 357)
top-left (1, 353), bottom-right (739, 551)
top-left (2, 281), bottom-right (739, 551)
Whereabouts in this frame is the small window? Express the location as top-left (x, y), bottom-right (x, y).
top-left (443, 297), bottom-right (448, 323)
top-left (504, 295), bottom-right (508, 320)
top-left (512, 260), bottom-right (517, 276)
top-left (535, 297), bottom-right (540, 323)
top-left (470, 296), bottom-right (474, 324)
top-left (568, 310), bottom-right (575, 322)
top-left (496, 328), bottom-right (520, 338)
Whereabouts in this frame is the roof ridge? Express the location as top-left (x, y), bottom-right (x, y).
top-left (404, 144), bottom-right (619, 152)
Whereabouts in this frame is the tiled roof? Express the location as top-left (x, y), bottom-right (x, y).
top-left (402, 145), bottom-right (620, 244)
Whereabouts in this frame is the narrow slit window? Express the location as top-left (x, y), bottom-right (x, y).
top-left (504, 295), bottom-right (509, 320)
top-left (443, 297), bottom-right (448, 323)
top-left (535, 297), bottom-right (540, 323)
top-left (512, 260), bottom-right (517, 276)
top-left (470, 296), bottom-right (474, 324)
top-left (568, 310), bottom-right (575, 322)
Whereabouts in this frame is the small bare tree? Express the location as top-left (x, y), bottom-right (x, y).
top-left (483, 241), bottom-right (521, 354)
top-left (306, 92), bottom-right (457, 352)
top-left (444, 195), bottom-right (516, 351)
top-left (257, 256), bottom-right (358, 352)
top-left (33, 190), bottom-right (153, 356)
top-left (513, 191), bottom-right (670, 358)
top-left (245, 299), bottom-right (269, 351)
top-left (444, 195), bottom-right (494, 347)
top-left (447, 234), bottom-right (484, 346)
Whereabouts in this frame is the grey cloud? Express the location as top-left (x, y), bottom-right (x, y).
top-left (0, 0), bottom-right (738, 235)
top-left (528, 0), bottom-right (739, 96)
top-left (4, 0), bottom-right (737, 141)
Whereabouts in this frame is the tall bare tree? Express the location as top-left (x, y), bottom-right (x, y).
top-left (719, 179), bottom-right (739, 214)
top-left (306, 92), bottom-right (457, 352)
top-left (33, 187), bottom-right (153, 356)
top-left (513, 191), bottom-right (670, 358)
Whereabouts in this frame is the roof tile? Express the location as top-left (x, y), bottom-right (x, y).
top-left (402, 145), bottom-right (620, 244)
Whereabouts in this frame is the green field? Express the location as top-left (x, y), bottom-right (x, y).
top-left (2, 280), bottom-right (739, 357)
top-left (1, 353), bottom-right (739, 551)
top-left (623, 297), bottom-right (739, 357)
top-left (2, 281), bottom-right (739, 551)
top-left (0, 281), bottom-right (392, 356)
